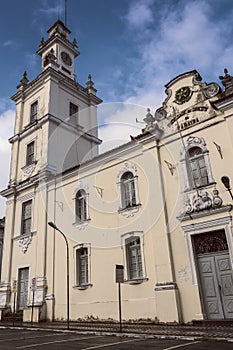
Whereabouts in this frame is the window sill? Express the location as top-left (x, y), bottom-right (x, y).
top-left (73, 283), bottom-right (93, 290)
top-left (124, 277), bottom-right (148, 285)
top-left (73, 219), bottom-right (90, 230)
top-left (118, 204), bottom-right (141, 218)
top-left (24, 120), bottom-right (37, 130)
top-left (13, 231), bottom-right (37, 241)
top-left (184, 182), bottom-right (216, 193)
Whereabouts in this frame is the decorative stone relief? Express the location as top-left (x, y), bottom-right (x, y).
top-left (117, 162), bottom-right (137, 180)
top-left (73, 181), bottom-right (89, 197)
top-left (185, 189), bottom-right (222, 215)
top-left (21, 162), bottom-right (36, 178)
top-left (154, 107), bottom-right (167, 121)
top-left (178, 266), bottom-right (189, 283)
top-left (186, 136), bottom-right (206, 149)
top-left (18, 234), bottom-right (33, 253)
top-left (203, 83), bottom-right (220, 99)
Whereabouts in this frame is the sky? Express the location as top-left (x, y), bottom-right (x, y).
top-left (1, 0), bottom-right (233, 217)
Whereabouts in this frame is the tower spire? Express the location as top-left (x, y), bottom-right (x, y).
top-left (64, 0), bottom-right (67, 26)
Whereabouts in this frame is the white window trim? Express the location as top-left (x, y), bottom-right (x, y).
top-left (121, 231), bottom-right (148, 284)
top-left (73, 243), bottom-right (92, 290)
top-left (72, 181), bottom-right (90, 229)
top-left (180, 136), bottom-right (214, 191)
top-left (68, 100), bottom-right (80, 125)
top-left (117, 163), bottom-right (141, 217)
top-left (22, 138), bottom-right (37, 178)
top-left (30, 100), bottom-right (38, 124)
top-left (20, 197), bottom-right (34, 236)
top-left (182, 216), bottom-right (233, 286)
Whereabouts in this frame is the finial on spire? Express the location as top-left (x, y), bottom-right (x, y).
top-left (86, 74), bottom-right (97, 95)
top-left (20, 71), bottom-right (29, 86)
top-left (72, 38), bottom-right (78, 49)
top-left (17, 71), bottom-right (29, 91)
top-left (39, 37), bottom-right (45, 48)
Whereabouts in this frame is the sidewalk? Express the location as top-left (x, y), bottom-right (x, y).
top-left (1, 320), bottom-right (233, 342)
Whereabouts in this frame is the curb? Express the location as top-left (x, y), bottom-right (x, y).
top-left (1, 324), bottom-right (233, 343)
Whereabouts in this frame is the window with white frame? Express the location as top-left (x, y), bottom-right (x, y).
top-left (74, 244), bottom-right (92, 289)
top-left (126, 236), bottom-right (143, 279)
top-left (30, 101), bottom-right (38, 123)
top-left (121, 231), bottom-right (147, 283)
top-left (117, 163), bottom-right (140, 214)
top-left (75, 189), bottom-right (88, 223)
top-left (120, 172), bottom-right (136, 208)
top-left (76, 247), bottom-right (89, 286)
top-left (69, 102), bottom-right (79, 124)
top-left (21, 200), bottom-right (32, 235)
top-left (181, 136), bottom-right (214, 191)
top-left (26, 141), bottom-right (35, 166)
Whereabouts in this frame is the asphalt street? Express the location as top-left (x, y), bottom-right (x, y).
top-left (0, 328), bottom-right (232, 350)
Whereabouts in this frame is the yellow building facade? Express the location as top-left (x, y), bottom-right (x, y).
top-left (0, 20), bottom-right (233, 323)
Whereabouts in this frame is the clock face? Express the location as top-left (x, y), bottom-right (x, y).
top-left (61, 51), bottom-right (72, 66)
top-left (175, 86), bottom-right (192, 104)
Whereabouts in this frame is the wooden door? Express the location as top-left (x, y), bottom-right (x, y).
top-left (17, 268), bottom-right (29, 310)
top-left (197, 253), bottom-right (233, 319)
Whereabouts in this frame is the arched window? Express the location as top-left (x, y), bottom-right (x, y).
top-left (120, 171), bottom-right (136, 209)
top-left (181, 136), bottom-right (214, 191)
top-left (187, 146), bottom-right (208, 188)
top-left (75, 189), bottom-right (88, 223)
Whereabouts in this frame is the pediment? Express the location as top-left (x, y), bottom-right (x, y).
top-left (155, 70), bottom-right (221, 133)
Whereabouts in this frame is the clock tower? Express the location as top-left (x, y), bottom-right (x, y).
top-left (37, 20), bottom-right (79, 80)
top-left (0, 19), bottom-right (102, 321)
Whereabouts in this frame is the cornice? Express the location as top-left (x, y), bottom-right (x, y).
top-left (49, 139), bottom-right (143, 186)
top-left (37, 33), bottom-right (79, 57)
top-left (11, 68), bottom-right (102, 105)
top-left (8, 113), bottom-right (102, 145)
top-left (1, 174), bottom-right (40, 198)
top-left (165, 70), bottom-right (198, 89)
top-left (212, 94), bottom-right (233, 111)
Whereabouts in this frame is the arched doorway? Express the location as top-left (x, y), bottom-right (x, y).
top-left (193, 230), bottom-right (233, 319)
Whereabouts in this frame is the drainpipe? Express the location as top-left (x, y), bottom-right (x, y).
top-left (156, 138), bottom-right (183, 323)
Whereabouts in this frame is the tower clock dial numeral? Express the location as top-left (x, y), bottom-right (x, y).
top-left (61, 51), bottom-right (72, 66)
top-left (175, 86), bottom-right (192, 104)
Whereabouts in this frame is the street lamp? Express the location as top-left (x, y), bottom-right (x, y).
top-left (221, 176), bottom-right (233, 200)
top-left (48, 221), bottom-right (70, 329)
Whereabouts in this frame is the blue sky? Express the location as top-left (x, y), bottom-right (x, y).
top-left (1, 0), bottom-right (233, 216)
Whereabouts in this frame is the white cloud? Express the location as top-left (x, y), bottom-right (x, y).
top-left (124, 0), bottom-right (154, 29)
top-left (0, 109), bottom-right (14, 218)
top-left (99, 0), bottom-right (233, 151)
top-left (98, 103), bottom-right (148, 153)
top-left (3, 40), bottom-right (15, 48)
top-left (36, 1), bottom-right (63, 18)
top-left (25, 53), bottom-right (39, 68)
